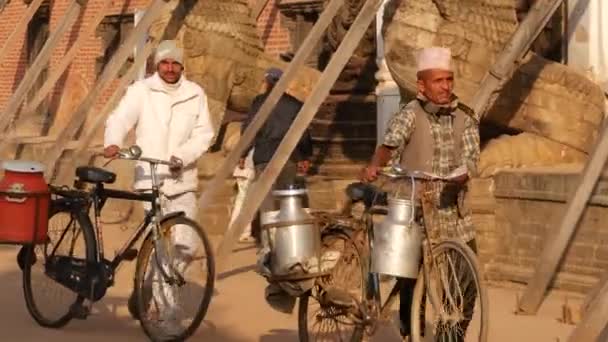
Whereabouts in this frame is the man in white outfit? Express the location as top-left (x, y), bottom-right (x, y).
top-left (233, 149), bottom-right (256, 243)
top-left (103, 40), bottom-right (214, 330)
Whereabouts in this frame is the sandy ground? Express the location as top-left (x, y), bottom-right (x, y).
top-left (0, 230), bottom-right (584, 342)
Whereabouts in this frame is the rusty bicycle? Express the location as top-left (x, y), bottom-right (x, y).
top-left (298, 165), bottom-right (488, 342)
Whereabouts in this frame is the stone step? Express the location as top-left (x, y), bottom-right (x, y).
top-left (311, 138), bottom-right (375, 163)
top-left (310, 119), bottom-right (377, 139)
top-left (316, 94), bottom-right (376, 122)
top-left (311, 161), bottom-right (366, 178)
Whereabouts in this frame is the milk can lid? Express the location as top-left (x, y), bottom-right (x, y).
top-left (272, 182), bottom-right (307, 196)
top-left (272, 188), bottom-right (308, 196)
top-left (1, 160), bottom-right (45, 173)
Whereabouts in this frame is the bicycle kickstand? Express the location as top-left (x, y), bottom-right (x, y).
top-left (70, 278), bottom-right (99, 320)
top-left (70, 302), bottom-right (91, 320)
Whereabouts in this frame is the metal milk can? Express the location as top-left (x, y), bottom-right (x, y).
top-left (371, 196), bottom-right (423, 279)
top-left (263, 187), bottom-right (321, 275)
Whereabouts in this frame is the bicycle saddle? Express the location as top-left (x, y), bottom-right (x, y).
top-left (345, 182), bottom-right (388, 208)
top-left (76, 166), bottom-right (116, 184)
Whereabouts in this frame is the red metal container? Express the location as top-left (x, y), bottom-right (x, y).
top-left (0, 161), bottom-right (50, 244)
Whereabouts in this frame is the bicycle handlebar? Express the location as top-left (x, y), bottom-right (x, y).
top-left (379, 164), bottom-right (465, 182)
top-left (379, 166), bottom-right (441, 181)
top-left (115, 145), bottom-right (174, 167)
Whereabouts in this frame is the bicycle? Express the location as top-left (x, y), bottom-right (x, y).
top-left (17, 145), bottom-right (215, 342)
top-left (298, 165), bottom-right (488, 342)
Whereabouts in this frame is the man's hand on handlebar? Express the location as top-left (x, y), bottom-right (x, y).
top-left (361, 145), bottom-right (393, 183)
top-left (360, 165), bottom-right (379, 183)
top-left (103, 145), bottom-right (120, 158)
top-left (169, 156), bottom-right (184, 175)
top-left (446, 173), bottom-right (468, 184)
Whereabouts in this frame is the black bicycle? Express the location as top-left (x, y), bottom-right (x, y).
top-left (17, 145), bottom-right (215, 341)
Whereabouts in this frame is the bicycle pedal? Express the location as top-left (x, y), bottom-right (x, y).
top-left (123, 248), bottom-right (138, 261)
top-left (70, 302), bottom-right (90, 320)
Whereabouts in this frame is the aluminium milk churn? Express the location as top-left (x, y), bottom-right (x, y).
top-left (371, 196), bottom-right (423, 278)
top-left (264, 184), bottom-right (321, 275)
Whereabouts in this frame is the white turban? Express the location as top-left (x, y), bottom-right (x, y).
top-left (417, 47), bottom-right (452, 72)
top-left (154, 40), bottom-right (184, 66)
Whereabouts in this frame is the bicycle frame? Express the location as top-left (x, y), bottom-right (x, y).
top-left (356, 174), bottom-right (439, 327)
top-left (49, 154), bottom-right (175, 285)
top-left (360, 206), bottom-right (406, 324)
top-left (92, 184), bottom-right (159, 269)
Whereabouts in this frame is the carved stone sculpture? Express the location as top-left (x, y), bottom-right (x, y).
top-left (382, 0), bottom-right (605, 174)
top-left (149, 0), bottom-right (321, 131)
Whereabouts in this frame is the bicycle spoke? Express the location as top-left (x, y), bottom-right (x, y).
top-left (299, 229), bottom-right (365, 342)
top-left (23, 211), bottom-right (89, 328)
top-left (135, 216), bottom-right (214, 341)
top-left (417, 240), bottom-right (486, 342)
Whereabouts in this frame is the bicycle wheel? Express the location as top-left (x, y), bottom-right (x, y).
top-left (22, 210), bottom-right (96, 328)
top-left (411, 239), bottom-right (488, 342)
top-left (134, 215), bottom-right (215, 342)
top-left (298, 227), bottom-right (367, 342)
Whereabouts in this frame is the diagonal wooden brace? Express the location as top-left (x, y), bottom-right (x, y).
top-left (195, 0), bottom-right (345, 215)
top-left (567, 275), bottom-right (608, 342)
top-left (471, 0), bottom-right (565, 119)
top-left (56, 41), bottom-right (156, 186)
top-left (50, 0), bottom-right (196, 184)
top-left (0, 0), bottom-right (45, 64)
top-left (17, 0), bottom-right (114, 125)
top-left (214, 0), bottom-right (383, 272)
top-left (252, 0), bottom-right (271, 20)
top-left (0, 0), bottom-right (84, 136)
top-left (517, 121), bottom-right (608, 315)
top-left (41, 0), bottom-right (172, 179)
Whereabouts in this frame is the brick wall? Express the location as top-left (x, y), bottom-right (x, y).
top-left (251, 0), bottom-right (290, 58)
top-left (48, 0), bottom-right (150, 114)
top-left (0, 0), bottom-right (30, 109)
top-left (468, 166), bottom-right (608, 293)
top-left (0, 0), bottom-right (290, 117)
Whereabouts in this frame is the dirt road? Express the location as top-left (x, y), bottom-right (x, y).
top-left (0, 234), bottom-right (582, 342)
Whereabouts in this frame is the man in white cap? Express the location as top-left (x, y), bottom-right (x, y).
top-left (103, 40), bottom-right (214, 330)
top-left (362, 47), bottom-right (480, 341)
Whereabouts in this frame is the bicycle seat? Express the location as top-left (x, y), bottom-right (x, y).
top-left (345, 182), bottom-right (387, 208)
top-left (75, 166), bottom-right (116, 184)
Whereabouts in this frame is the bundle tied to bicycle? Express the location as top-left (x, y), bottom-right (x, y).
top-left (256, 184), bottom-right (341, 303)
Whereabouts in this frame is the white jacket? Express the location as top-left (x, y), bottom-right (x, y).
top-left (104, 73), bottom-right (214, 196)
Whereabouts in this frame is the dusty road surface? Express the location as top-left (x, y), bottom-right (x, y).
top-left (0, 231), bottom-right (583, 342)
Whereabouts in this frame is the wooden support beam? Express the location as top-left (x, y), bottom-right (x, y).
top-left (567, 276), bottom-right (608, 342)
top-left (517, 121), bottom-right (608, 315)
top-left (4, 135), bottom-right (57, 144)
top-left (195, 0), bottom-right (344, 214)
top-left (582, 272), bottom-right (608, 314)
top-left (0, 0), bottom-right (82, 135)
top-left (0, 0), bottom-right (10, 15)
top-left (0, 0), bottom-right (45, 64)
top-left (471, 0), bottom-right (565, 119)
top-left (252, 0), bottom-right (271, 20)
top-left (41, 0), bottom-right (170, 179)
top-left (18, 0), bottom-right (114, 121)
top-left (57, 41), bottom-right (156, 185)
top-left (0, 138), bottom-right (92, 150)
top-left (214, 0), bottom-right (382, 272)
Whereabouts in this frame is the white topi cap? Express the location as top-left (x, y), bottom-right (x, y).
top-left (416, 47), bottom-right (452, 72)
top-left (154, 40), bottom-right (184, 66)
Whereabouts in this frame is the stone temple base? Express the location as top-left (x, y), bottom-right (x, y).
top-left (468, 164), bottom-right (608, 293)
